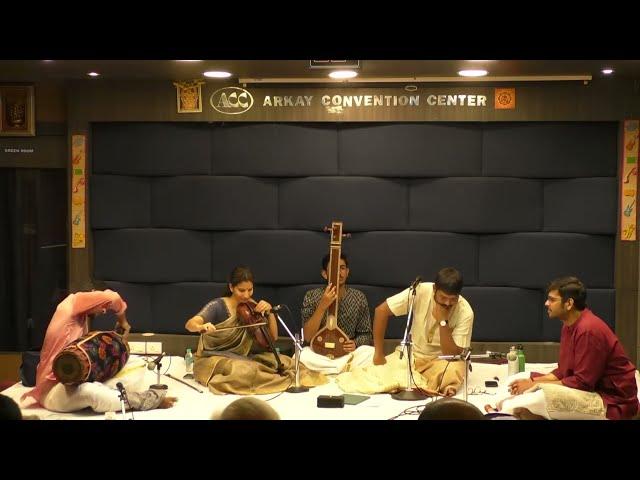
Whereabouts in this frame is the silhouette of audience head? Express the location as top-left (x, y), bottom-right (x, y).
top-left (0, 394), bottom-right (23, 420)
top-left (215, 397), bottom-right (280, 420)
top-left (418, 397), bottom-right (485, 420)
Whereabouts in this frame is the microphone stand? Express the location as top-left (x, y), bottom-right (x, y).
top-left (118, 389), bottom-right (128, 420)
top-left (438, 349), bottom-right (491, 402)
top-left (116, 383), bottom-right (134, 420)
top-left (392, 282), bottom-right (428, 401)
top-left (150, 359), bottom-right (168, 391)
top-left (275, 311), bottom-right (309, 393)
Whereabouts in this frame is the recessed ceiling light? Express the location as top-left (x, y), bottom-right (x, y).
top-left (601, 68), bottom-right (614, 75)
top-left (87, 72), bottom-right (100, 77)
top-left (458, 69), bottom-right (488, 77)
top-left (204, 71), bottom-right (232, 78)
top-left (329, 70), bottom-right (358, 79)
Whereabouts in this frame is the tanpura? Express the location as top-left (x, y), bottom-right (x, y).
top-left (310, 221), bottom-right (351, 359)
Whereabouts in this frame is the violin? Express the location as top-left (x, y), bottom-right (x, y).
top-left (236, 300), bottom-right (285, 374)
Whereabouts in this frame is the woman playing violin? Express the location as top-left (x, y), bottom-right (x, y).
top-left (185, 266), bottom-right (278, 356)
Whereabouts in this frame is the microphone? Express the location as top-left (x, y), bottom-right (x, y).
top-left (147, 352), bottom-right (165, 370)
top-left (116, 382), bottom-right (127, 397)
top-left (487, 351), bottom-right (507, 359)
top-left (410, 276), bottom-right (422, 291)
top-left (257, 305), bottom-right (285, 317)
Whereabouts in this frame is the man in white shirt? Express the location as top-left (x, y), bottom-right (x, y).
top-left (372, 267), bottom-right (474, 365)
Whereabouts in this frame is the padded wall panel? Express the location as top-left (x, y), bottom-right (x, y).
top-left (356, 285), bottom-right (408, 339)
top-left (211, 124), bottom-right (338, 176)
top-left (92, 123), bottom-right (211, 175)
top-left (212, 231), bottom-right (327, 284)
top-left (410, 178), bottom-right (542, 232)
top-left (94, 281), bottom-right (152, 333)
top-left (347, 232), bottom-right (478, 287)
top-left (541, 288), bottom-right (616, 341)
top-left (274, 284), bottom-right (322, 336)
top-left (279, 177), bottom-right (407, 231)
top-left (483, 123), bottom-right (617, 177)
top-left (91, 175), bottom-right (151, 228)
top-left (149, 283), bottom-right (277, 334)
top-left (479, 233), bottom-right (614, 288)
top-left (543, 178), bottom-right (617, 233)
top-left (462, 287), bottom-right (542, 342)
top-left (152, 283), bottom-right (224, 334)
top-left (340, 123), bottom-right (482, 176)
top-left (94, 229), bottom-right (211, 282)
top-left (152, 176), bottom-right (278, 229)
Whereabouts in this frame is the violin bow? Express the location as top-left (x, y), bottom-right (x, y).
top-left (211, 322), bottom-right (268, 332)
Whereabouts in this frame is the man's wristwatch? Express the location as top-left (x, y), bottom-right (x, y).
top-left (439, 319), bottom-right (448, 327)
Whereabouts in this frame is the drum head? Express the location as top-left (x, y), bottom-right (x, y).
top-left (53, 351), bottom-right (87, 385)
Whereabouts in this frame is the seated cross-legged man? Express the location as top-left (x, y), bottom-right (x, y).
top-left (21, 287), bottom-right (176, 414)
top-left (336, 267), bottom-right (474, 397)
top-left (488, 276), bottom-right (639, 420)
top-left (299, 253), bottom-right (374, 375)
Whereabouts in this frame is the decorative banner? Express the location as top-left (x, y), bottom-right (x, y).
top-left (621, 120), bottom-right (638, 241)
top-left (71, 134), bottom-right (87, 248)
top-left (495, 88), bottom-right (516, 109)
top-left (174, 79), bottom-right (205, 113)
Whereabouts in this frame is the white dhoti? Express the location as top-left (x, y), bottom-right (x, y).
top-left (498, 382), bottom-right (607, 420)
top-left (299, 345), bottom-right (374, 375)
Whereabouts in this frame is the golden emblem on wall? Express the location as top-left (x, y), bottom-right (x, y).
top-left (494, 88), bottom-right (516, 110)
top-left (174, 80), bottom-right (205, 113)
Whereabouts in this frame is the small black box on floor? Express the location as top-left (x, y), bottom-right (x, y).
top-left (317, 395), bottom-right (345, 408)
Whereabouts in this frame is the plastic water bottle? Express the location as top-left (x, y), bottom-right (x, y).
top-left (507, 346), bottom-right (519, 377)
top-left (184, 348), bottom-right (194, 378)
top-left (516, 344), bottom-right (526, 373)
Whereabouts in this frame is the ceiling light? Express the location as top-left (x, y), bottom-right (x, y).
top-left (204, 71), bottom-right (232, 78)
top-left (241, 75), bottom-right (592, 84)
top-left (458, 69), bottom-right (488, 77)
top-left (329, 70), bottom-right (358, 79)
top-left (601, 68), bottom-right (614, 75)
top-left (87, 72), bottom-right (100, 77)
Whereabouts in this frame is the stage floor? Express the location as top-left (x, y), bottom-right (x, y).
top-left (4, 356), bottom-right (638, 420)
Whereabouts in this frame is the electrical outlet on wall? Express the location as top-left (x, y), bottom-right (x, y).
top-left (146, 342), bottom-right (162, 354)
top-left (128, 342), bottom-right (146, 354)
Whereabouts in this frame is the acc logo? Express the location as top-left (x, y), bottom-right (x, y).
top-left (210, 87), bottom-right (254, 115)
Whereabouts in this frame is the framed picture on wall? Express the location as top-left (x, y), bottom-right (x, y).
top-left (174, 80), bottom-right (204, 113)
top-left (0, 85), bottom-right (36, 136)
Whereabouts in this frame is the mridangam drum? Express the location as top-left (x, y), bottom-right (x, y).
top-left (53, 331), bottom-right (130, 385)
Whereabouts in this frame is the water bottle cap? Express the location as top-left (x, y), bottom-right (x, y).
top-left (517, 344), bottom-right (523, 350)
top-left (186, 348), bottom-right (192, 353)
